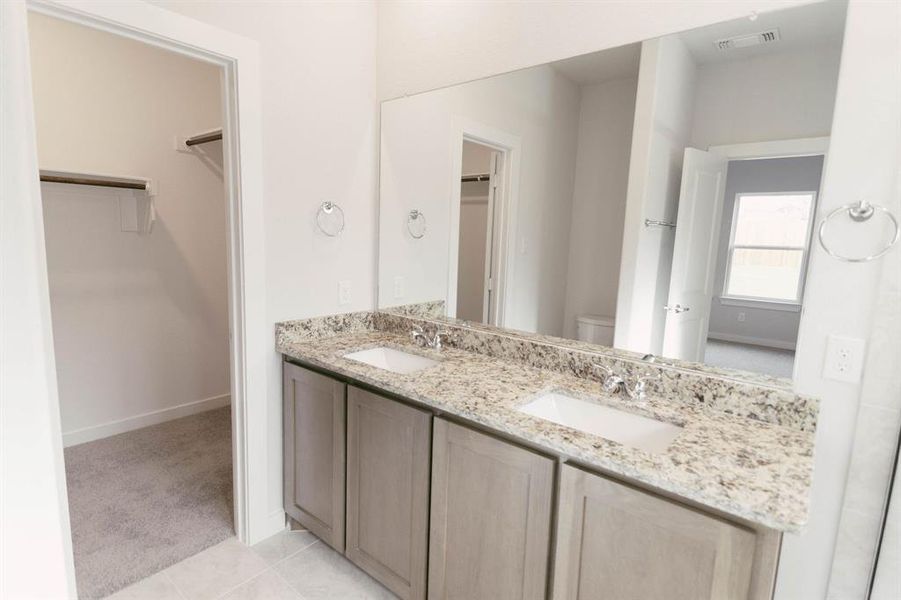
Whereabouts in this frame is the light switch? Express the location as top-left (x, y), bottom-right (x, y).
top-left (338, 280), bottom-right (352, 305)
top-left (823, 334), bottom-right (866, 383)
top-left (393, 276), bottom-right (405, 299)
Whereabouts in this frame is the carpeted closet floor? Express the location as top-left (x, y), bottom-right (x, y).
top-left (64, 406), bottom-right (234, 599)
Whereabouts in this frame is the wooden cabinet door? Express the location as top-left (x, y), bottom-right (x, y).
top-left (283, 362), bottom-right (346, 551)
top-left (346, 386), bottom-right (431, 600)
top-left (553, 464), bottom-right (757, 600)
top-left (429, 418), bottom-right (555, 600)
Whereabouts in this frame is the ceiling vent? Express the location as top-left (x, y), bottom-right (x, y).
top-left (714, 29), bottom-right (781, 51)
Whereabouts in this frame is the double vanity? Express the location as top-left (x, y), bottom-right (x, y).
top-left (276, 306), bottom-right (817, 600)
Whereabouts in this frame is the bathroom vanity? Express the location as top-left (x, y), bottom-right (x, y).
top-left (276, 309), bottom-right (815, 600)
top-left (274, 4), bottom-right (857, 596)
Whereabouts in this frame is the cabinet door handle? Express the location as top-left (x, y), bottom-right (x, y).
top-left (663, 304), bottom-right (690, 314)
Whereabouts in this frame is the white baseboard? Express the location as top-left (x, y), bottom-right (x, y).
top-left (707, 331), bottom-right (797, 351)
top-left (63, 393), bottom-right (231, 447)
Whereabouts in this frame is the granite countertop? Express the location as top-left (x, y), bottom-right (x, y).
top-left (277, 327), bottom-right (815, 533)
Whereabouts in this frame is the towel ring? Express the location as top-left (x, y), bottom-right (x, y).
top-left (817, 200), bottom-right (899, 263)
top-left (317, 201), bottom-right (345, 237)
top-left (407, 209), bottom-right (427, 239)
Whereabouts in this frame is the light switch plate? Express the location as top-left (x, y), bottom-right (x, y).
top-left (393, 276), bottom-right (405, 299)
top-left (338, 280), bottom-right (352, 305)
top-left (823, 334), bottom-right (866, 383)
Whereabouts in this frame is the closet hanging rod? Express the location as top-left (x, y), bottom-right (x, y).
top-left (461, 173), bottom-right (491, 183)
top-left (39, 171), bottom-right (148, 191)
top-left (185, 128), bottom-right (223, 147)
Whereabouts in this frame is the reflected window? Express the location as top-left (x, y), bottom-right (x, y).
top-left (723, 192), bottom-right (816, 303)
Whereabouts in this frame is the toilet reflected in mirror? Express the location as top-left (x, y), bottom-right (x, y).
top-left (576, 315), bottom-right (615, 347)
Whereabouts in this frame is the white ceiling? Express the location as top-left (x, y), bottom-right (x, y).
top-left (678, 0), bottom-right (847, 64)
top-left (549, 0), bottom-right (846, 86)
top-left (551, 43), bottom-right (641, 86)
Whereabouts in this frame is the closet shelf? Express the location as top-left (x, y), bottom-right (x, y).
top-left (39, 169), bottom-right (156, 234)
top-left (39, 169), bottom-right (150, 191)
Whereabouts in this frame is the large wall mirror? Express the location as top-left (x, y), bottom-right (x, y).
top-left (378, 1), bottom-right (849, 382)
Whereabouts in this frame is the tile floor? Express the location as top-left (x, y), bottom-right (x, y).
top-left (105, 529), bottom-right (395, 600)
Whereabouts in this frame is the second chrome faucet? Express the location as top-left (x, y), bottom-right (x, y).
top-left (410, 325), bottom-right (449, 350)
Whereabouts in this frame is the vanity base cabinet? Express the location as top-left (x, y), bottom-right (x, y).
top-left (552, 464), bottom-right (757, 600)
top-left (428, 418), bottom-right (555, 600)
top-left (346, 386), bottom-right (431, 600)
top-left (283, 362), bottom-right (346, 552)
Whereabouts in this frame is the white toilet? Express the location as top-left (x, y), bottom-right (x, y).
top-left (576, 314), bottom-right (615, 346)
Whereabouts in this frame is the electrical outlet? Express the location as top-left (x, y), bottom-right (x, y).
top-left (338, 280), bottom-right (352, 305)
top-left (823, 334), bottom-right (866, 383)
top-left (393, 276), bottom-right (405, 299)
top-left (737, 312), bottom-right (746, 322)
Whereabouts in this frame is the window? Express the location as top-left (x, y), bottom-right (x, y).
top-left (723, 192), bottom-right (817, 304)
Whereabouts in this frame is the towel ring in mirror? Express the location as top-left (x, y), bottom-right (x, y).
top-left (407, 209), bottom-right (427, 239)
top-left (317, 201), bottom-right (345, 237)
top-left (818, 200), bottom-right (899, 263)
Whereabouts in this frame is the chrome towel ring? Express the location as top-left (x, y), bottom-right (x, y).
top-left (817, 200), bottom-right (899, 263)
top-left (317, 201), bottom-right (345, 237)
top-left (407, 209), bottom-right (427, 239)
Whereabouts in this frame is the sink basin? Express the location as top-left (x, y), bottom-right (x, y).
top-left (518, 391), bottom-right (682, 454)
top-left (343, 346), bottom-right (439, 375)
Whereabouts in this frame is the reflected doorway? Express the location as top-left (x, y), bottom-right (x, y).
top-left (456, 140), bottom-right (503, 325)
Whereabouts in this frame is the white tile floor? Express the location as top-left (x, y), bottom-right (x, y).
top-left (105, 530), bottom-right (395, 600)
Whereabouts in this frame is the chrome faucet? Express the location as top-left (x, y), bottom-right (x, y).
top-left (592, 364), bottom-right (659, 401)
top-left (410, 325), bottom-right (448, 350)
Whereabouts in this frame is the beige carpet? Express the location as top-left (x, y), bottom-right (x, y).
top-left (64, 406), bottom-right (234, 599)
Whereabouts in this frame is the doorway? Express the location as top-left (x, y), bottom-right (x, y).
top-left (704, 155), bottom-right (823, 379)
top-left (30, 12), bottom-right (233, 597)
top-left (662, 139), bottom-right (827, 379)
top-left (455, 140), bottom-right (503, 324)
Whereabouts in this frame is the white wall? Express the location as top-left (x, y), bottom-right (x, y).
top-left (562, 77), bottom-right (637, 339)
top-left (690, 44), bottom-right (843, 148)
top-left (777, 1), bottom-right (901, 597)
top-left (379, 64), bottom-right (581, 336)
top-left (462, 140), bottom-right (493, 175)
top-left (615, 36), bottom-right (697, 355)
top-left (376, 0), bottom-right (815, 101)
top-left (149, 0), bottom-right (378, 529)
top-left (1, 2), bottom-right (76, 596)
top-left (708, 156), bottom-right (825, 349)
top-left (29, 13), bottom-right (230, 445)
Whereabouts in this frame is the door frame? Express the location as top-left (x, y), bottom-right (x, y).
top-left (446, 118), bottom-right (521, 327)
top-left (481, 150), bottom-right (500, 324)
top-left (24, 0), bottom-right (272, 552)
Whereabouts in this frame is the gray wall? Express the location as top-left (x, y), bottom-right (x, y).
top-left (708, 155), bottom-right (825, 349)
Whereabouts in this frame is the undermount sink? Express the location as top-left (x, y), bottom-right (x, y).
top-left (518, 391), bottom-right (682, 454)
top-left (343, 346), bottom-right (439, 375)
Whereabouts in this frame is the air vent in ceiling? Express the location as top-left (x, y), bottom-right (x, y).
top-left (714, 28), bottom-right (781, 51)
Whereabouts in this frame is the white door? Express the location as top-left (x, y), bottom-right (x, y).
top-left (661, 148), bottom-right (727, 362)
top-left (482, 151), bottom-right (501, 324)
